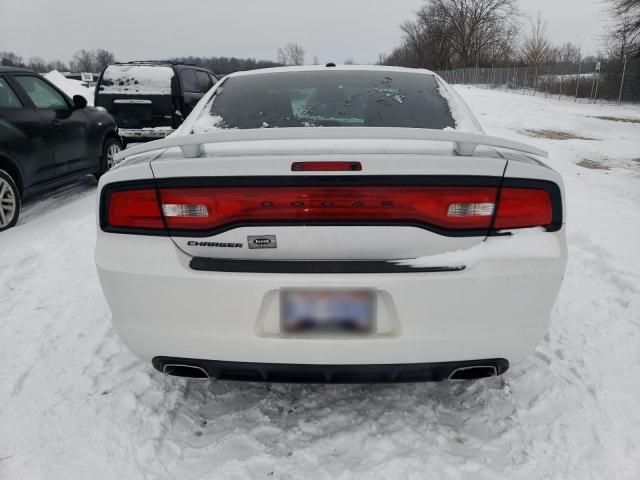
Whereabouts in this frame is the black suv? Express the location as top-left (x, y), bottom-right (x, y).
top-left (0, 67), bottom-right (120, 231)
top-left (94, 61), bottom-right (218, 143)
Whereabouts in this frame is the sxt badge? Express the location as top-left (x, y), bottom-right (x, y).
top-left (248, 235), bottom-right (277, 249)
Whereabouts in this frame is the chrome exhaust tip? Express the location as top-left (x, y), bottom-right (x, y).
top-left (162, 363), bottom-right (210, 380)
top-left (448, 365), bottom-right (498, 381)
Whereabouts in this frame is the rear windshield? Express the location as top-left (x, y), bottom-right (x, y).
top-left (98, 65), bottom-right (174, 95)
top-left (206, 70), bottom-right (455, 130)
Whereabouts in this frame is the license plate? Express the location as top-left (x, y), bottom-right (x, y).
top-left (281, 290), bottom-right (375, 334)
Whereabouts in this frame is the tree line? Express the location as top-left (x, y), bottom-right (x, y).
top-left (0, 49), bottom-right (283, 75)
top-left (168, 56), bottom-right (281, 75)
top-left (0, 49), bottom-right (116, 73)
top-left (176, 43), bottom-right (307, 73)
top-left (379, 0), bottom-right (640, 70)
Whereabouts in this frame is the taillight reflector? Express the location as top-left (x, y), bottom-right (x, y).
top-left (494, 188), bottom-right (553, 229)
top-left (162, 204), bottom-right (209, 218)
top-left (447, 202), bottom-right (495, 217)
top-left (108, 189), bottom-right (164, 229)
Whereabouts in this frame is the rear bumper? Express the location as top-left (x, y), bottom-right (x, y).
top-left (152, 357), bottom-right (509, 383)
top-left (96, 231), bottom-right (567, 368)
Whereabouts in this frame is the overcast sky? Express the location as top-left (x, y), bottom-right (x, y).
top-left (0, 0), bottom-right (607, 65)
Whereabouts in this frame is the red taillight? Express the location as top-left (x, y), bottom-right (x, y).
top-left (156, 186), bottom-right (499, 231)
top-left (103, 184), bottom-right (557, 233)
top-left (494, 188), bottom-right (553, 229)
top-left (108, 189), bottom-right (164, 229)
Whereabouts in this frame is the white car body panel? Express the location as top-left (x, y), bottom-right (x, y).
top-left (96, 65), bottom-right (567, 380)
top-left (171, 226), bottom-right (484, 261)
top-left (96, 231), bottom-right (566, 365)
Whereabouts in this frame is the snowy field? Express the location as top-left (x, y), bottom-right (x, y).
top-left (1, 86), bottom-right (639, 480)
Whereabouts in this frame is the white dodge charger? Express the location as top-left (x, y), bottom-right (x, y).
top-left (96, 65), bottom-right (567, 383)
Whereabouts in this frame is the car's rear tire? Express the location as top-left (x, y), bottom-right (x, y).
top-left (0, 169), bottom-right (20, 232)
top-left (95, 137), bottom-right (123, 180)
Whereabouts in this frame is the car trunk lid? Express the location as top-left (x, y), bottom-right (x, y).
top-left (148, 142), bottom-right (508, 261)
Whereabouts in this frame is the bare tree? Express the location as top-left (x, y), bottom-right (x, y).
top-left (46, 60), bottom-right (68, 72)
top-left (399, 17), bottom-right (431, 67)
top-left (521, 13), bottom-right (557, 65)
top-left (606, 0), bottom-right (640, 57)
top-left (0, 51), bottom-right (24, 67)
top-left (559, 42), bottom-right (581, 64)
top-left (383, 0), bottom-right (520, 69)
top-left (1, 51), bottom-right (68, 72)
top-left (27, 56), bottom-right (47, 72)
top-left (94, 49), bottom-right (116, 72)
top-left (344, 57), bottom-right (356, 65)
top-left (429, 0), bottom-right (520, 66)
top-left (277, 43), bottom-right (305, 66)
top-left (70, 49), bottom-right (96, 72)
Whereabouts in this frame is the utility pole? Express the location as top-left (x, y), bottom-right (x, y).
top-left (574, 38), bottom-right (582, 102)
top-left (575, 61), bottom-right (582, 102)
top-left (618, 55), bottom-right (628, 105)
top-left (558, 62), bottom-right (565, 100)
top-left (593, 60), bottom-right (601, 103)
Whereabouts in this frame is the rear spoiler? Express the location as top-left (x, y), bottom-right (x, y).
top-left (113, 127), bottom-right (548, 161)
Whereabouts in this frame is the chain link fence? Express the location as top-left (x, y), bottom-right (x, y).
top-left (436, 57), bottom-right (640, 104)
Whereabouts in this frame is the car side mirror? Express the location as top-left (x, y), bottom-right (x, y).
top-left (72, 95), bottom-right (88, 109)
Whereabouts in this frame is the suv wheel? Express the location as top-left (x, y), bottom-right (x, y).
top-left (95, 137), bottom-right (123, 179)
top-left (0, 169), bottom-right (20, 232)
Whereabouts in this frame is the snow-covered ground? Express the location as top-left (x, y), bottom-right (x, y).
top-left (44, 70), bottom-right (95, 106)
top-left (1, 87), bottom-right (639, 480)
